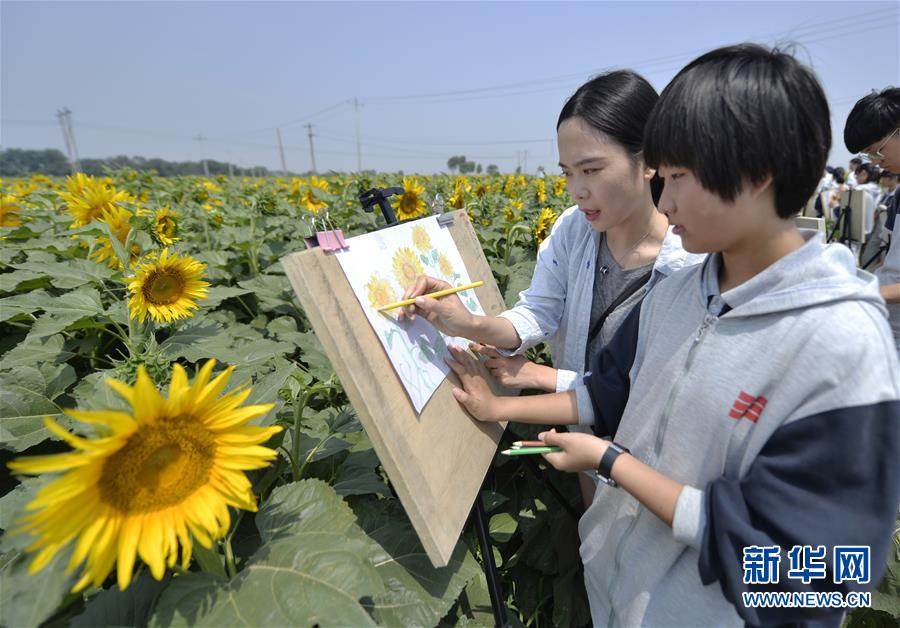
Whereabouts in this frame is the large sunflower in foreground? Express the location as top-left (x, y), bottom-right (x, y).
top-left (393, 176), bottom-right (427, 220)
top-left (125, 249), bottom-right (209, 323)
top-left (7, 361), bottom-right (282, 591)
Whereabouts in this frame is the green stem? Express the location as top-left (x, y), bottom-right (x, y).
top-left (290, 390), bottom-right (309, 482)
top-left (224, 537), bottom-right (237, 578)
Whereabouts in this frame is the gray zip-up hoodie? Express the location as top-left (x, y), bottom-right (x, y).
top-left (581, 231), bottom-right (900, 627)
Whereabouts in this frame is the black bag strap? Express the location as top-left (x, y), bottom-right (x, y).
top-left (584, 269), bottom-right (653, 371)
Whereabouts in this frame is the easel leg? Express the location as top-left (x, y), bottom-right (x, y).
top-left (471, 493), bottom-right (510, 627)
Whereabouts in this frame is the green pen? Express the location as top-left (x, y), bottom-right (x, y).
top-left (500, 446), bottom-right (562, 456)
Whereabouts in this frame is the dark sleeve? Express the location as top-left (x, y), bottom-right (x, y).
top-left (584, 301), bottom-right (642, 439)
top-left (698, 401), bottom-right (900, 626)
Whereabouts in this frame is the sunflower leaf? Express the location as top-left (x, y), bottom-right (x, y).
top-left (71, 571), bottom-right (168, 628)
top-left (0, 382), bottom-right (64, 452)
top-left (0, 547), bottom-right (76, 628)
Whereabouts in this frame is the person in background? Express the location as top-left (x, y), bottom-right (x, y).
top-left (845, 86), bottom-right (900, 352)
top-left (847, 156), bottom-right (862, 186)
top-left (854, 162), bottom-right (882, 203)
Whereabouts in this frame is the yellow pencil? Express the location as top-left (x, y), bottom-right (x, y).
top-left (376, 281), bottom-right (484, 312)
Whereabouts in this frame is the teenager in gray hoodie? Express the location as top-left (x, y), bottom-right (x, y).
top-left (446, 44), bottom-right (900, 627)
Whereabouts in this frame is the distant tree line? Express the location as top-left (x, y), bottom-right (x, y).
top-left (0, 148), bottom-right (273, 177)
top-left (446, 155), bottom-right (498, 175)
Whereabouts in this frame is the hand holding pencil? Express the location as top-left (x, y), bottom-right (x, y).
top-left (396, 275), bottom-right (479, 338)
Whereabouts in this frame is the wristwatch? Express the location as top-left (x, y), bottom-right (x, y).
top-left (597, 441), bottom-right (630, 487)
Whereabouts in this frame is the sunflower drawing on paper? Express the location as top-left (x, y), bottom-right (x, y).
top-left (337, 215), bottom-right (486, 413)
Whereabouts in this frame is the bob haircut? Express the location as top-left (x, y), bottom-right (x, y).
top-left (844, 87), bottom-right (900, 153)
top-left (643, 44), bottom-right (831, 219)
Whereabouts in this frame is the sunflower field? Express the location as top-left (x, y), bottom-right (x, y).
top-left (0, 170), bottom-right (594, 627)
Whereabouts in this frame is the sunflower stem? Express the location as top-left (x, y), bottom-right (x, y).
top-left (290, 390), bottom-right (309, 482)
top-left (224, 538), bottom-right (237, 579)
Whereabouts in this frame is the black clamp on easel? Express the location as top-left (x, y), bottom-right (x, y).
top-left (360, 186), bottom-right (403, 228)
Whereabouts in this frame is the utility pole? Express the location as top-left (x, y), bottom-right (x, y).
top-left (523, 150), bottom-right (528, 174)
top-left (305, 123), bottom-right (317, 173)
top-left (194, 135), bottom-right (210, 177)
top-left (56, 107), bottom-right (80, 172)
top-left (276, 128), bottom-right (288, 175)
top-left (353, 97), bottom-right (362, 172)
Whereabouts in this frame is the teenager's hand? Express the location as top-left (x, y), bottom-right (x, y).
top-left (399, 275), bottom-right (476, 338)
top-left (539, 429), bottom-right (609, 473)
top-left (445, 345), bottom-right (504, 422)
top-left (469, 342), bottom-right (555, 390)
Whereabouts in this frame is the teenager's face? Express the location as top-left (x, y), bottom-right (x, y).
top-left (864, 128), bottom-right (900, 172)
top-left (656, 166), bottom-right (766, 254)
top-left (557, 117), bottom-right (652, 232)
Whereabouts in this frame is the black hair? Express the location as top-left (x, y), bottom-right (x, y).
top-left (833, 167), bottom-right (846, 185)
top-left (850, 157), bottom-right (863, 165)
top-left (558, 70), bottom-right (659, 158)
top-left (855, 162), bottom-right (877, 181)
top-left (844, 88), bottom-right (900, 153)
top-left (880, 170), bottom-right (898, 179)
top-left (643, 43), bottom-right (831, 219)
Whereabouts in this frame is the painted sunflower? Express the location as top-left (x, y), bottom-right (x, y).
top-left (7, 360), bottom-right (281, 591)
top-left (411, 226), bottom-right (432, 252)
top-left (391, 247), bottom-right (424, 288)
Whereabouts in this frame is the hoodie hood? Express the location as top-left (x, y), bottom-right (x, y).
top-left (703, 229), bottom-right (886, 319)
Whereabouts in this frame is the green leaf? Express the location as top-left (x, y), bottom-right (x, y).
top-left (158, 320), bottom-right (223, 359)
top-left (191, 542), bottom-right (226, 579)
top-left (9, 259), bottom-right (115, 290)
top-left (71, 571), bottom-right (168, 628)
top-left (0, 383), bottom-right (63, 452)
top-left (0, 270), bottom-right (48, 293)
top-left (0, 335), bottom-right (74, 369)
top-left (353, 499), bottom-right (482, 627)
top-left (202, 285), bottom-right (253, 309)
top-left (0, 289), bottom-right (52, 321)
top-left (151, 481), bottom-right (383, 627)
top-left (297, 331), bottom-right (334, 381)
top-left (489, 513), bottom-right (518, 543)
top-left (0, 548), bottom-right (76, 628)
top-left (0, 476), bottom-right (51, 533)
top-left (244, 363), bottom-right (294, 426)
top-left (333, 449), bottom-right (388, 497)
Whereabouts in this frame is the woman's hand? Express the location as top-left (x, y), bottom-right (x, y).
top-left (469, 342), bottom-right (557, 391)
top-left (399, 275), bottom-right (476, 338)
top-left (539, 429), bottom-right (609, 473)
top-left (445, 345), bottom-right (504, 422)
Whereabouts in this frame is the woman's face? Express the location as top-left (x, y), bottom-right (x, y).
top-left (557, 116), bottom-right (652, 232)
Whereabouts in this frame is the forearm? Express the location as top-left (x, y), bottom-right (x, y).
top-left (880, 282), bottom-right (900, 304)
top-left (468, 314), bottom-right (522, 350)
top-left (612, 454), bottom-right (684, 527)
top-left (499, 390), bottom-right (578, 424)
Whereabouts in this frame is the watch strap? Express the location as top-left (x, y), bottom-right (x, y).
top-left (597, 441), bottom-right (630, 487)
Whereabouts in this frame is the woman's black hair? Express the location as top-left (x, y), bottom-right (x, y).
top-left (643, 43), bottom-right (831, 219)
top-left (557, 70), bottom-right (659, 158)
top-left (558, 70), bottom-right (661, 201)
top-left (833, 167), bottom-right (846, 185)
top-left (844, 87), bottom-right (900, 153)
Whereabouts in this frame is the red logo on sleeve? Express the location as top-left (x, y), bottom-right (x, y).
top-left (729, 391), bottom-right (767, 423)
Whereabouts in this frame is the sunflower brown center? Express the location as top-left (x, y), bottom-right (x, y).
top-left (99, 420), bottom-right (215, 512)
top-left (143, 269), bottom-right (186, 305)
top-left (401, 262), bottom-right (417, 282)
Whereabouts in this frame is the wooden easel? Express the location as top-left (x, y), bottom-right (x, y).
top-left (281, 209), bottom-right (514, 625)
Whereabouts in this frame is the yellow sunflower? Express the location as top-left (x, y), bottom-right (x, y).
top-left (474, 182), bottom-right (490, 198)
top-left (438, 253), bottom-right (455, 278)
top-left (393, 176), bottom-right (427, 220)
top-left (91, 205), bottom-right (136, 270)
top-left (535, 179), bottom-right (547, 203)
top-left (125, 249), bottom-right (209, 323)
top-left (7, 360), bottom-right (282, 592)
top-left (534, 207), bottom-right (559, 246)
top-left (366, 275), bottom-right (398, 318)
top-left (411, 226), bottom-right (432, 252)
top-left (553, 176), bottom-right (568, 197)
top-left (1, 193), bottom-right (23, 227)
top-left (300, 187), bottom-right (327, 213)
top-left (309, 175), bottom-right (330, 193)
top-left (59, 173), bottom-right (132, 228)
top-left (504, 198), bottom-right (524, 221)
top-left (392, 247), bottom-right (424, 288)
top-left (448, 176), bottom-right (471, 209)
top-left (153, 206), bottom-right (178, 246)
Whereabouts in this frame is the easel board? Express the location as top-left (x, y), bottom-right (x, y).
top-left (280, 210), bottom-right (513, 567)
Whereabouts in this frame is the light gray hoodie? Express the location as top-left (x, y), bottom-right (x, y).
top-left (580, 231), bottom-right (900, 627)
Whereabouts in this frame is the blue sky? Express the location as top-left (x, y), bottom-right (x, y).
top-left (2, 1), bottom-right (898, 174)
